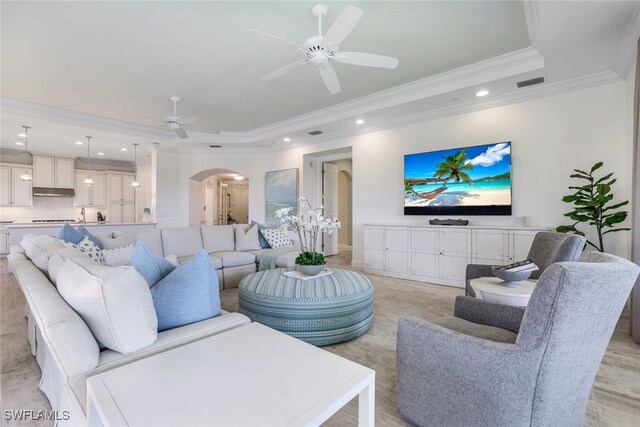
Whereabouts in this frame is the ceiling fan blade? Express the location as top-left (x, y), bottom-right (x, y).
top-left (180, 116), bottom-right (198, 125)
top-left (335, 52), bottom-right (399, 69)
top-left (322, 5), bottom-right (363, 48)
top-left (174, 127), bottom-right (188, 139)
top-left (319, 64), bottom-right (341, 95)
top-left (247, 28), bottom-right (302, 50)
top-left (260, 60), bottom-right (307, 81)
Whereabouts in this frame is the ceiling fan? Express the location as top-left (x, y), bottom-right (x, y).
top-left (248, 4), bottom-right (399, 95)
top-left (141, 96), bottom-right (199, 139)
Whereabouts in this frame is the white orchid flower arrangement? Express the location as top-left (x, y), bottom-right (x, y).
top-left (274, 196), bottom-right (341, 266)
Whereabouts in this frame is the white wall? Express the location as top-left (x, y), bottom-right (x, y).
top-left (155, 81), bottom-right (632, 263)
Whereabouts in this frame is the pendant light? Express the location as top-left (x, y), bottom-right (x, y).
top-left (20, 126), bottom-right (32, 182)
top-left (83, 136), bottom-right (94, 186)
top-left (131, 143), bottom-right (140, 188)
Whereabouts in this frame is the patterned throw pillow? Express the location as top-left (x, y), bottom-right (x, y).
top-left (260, 228), bottom-right (293, 249)
top-left (65, 236), bottom-right (105, 264)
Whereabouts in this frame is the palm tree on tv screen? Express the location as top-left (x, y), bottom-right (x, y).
top-left (415, 151), bottom-right (473, 199)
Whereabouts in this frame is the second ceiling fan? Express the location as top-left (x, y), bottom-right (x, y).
top-left (249, 4), bottom-right (399, 95)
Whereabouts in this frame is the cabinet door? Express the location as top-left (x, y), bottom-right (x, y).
top-left (121, 175), bottom-right (136, 203)
top-left (511, 230), bottom-right (538, 262)
top-left (108, 174), bottom-right (123, 203)
top-left (33, 156), bottom-right (54, 188)
top-left (440, 254), bottom-right (471, 283)
top-left (385, 227), bottom-right (409, 251)
top-left (91, 174), bottom-right (107, 207)
top-left (386, 250), bottom-right (409, 273)
top-left (364, 226), bottom-right (385, 250)
top-left (122, 203), bottom-right (135, 223)
top-left (411, 228), bottom-right (439, 277)
top-left (364, 248), bottom-right (385, 270)
top-left (440, 228), bottom-right (471, 257)
top-left (74, 172), bottom-right (91, 206)
top-left (11, 167), bottom-right (32, 206)
top-left (0, 231), bottom-right (8, 254)
top-left (0, 167), bottom-right (11, 205)
top-left (108, 202), bottom-right (122, 223)
top-left (473, 229), bottom-right (509, 264)
top-left (54, 158), bottom-right (75, 189)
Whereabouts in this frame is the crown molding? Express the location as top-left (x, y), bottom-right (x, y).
top-left (1, 47), bottom-right (544, 147)
top-left (193, 69), bottom-right (620, 154)
top-left (616, 2), bottom-right (640, 78)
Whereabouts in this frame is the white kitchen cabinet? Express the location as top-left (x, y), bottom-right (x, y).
top-left (1, 165), bottom-right (33, 206)
top-left (364, 224), bottom-right (550, 288)
top-left (74, 172), bottom-right (107, 207)
top-left (107, 173), bottom-right (136, 223)
top-left (33, 156), bottom-right (75, 189)
top-left (0, 230), bottom-right (9, 255)
top-left (54, 158), bottom-right (75, 188)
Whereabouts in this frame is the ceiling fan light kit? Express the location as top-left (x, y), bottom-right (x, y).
top-left (249, 4), bottom-right (399, 95)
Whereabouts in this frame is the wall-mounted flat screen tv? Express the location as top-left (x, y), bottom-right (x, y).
top-left (404, 141), bottom-right (512, 216)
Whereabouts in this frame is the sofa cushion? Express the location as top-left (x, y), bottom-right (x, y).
top-left (431, 317), bottom-right (517, 344)
top-left (251, 248), bottom-right (299, 268)
top-left (251, 220), bottom-right (273, 248)
top-left (96, 231), bottom-right (137, 250)
top-left (57, 258), bottom-right (158, 354)
top-left (77, 225), bottom-right (103, 249)
top-left (260, 228), bottom-right (293, 248)
top-left (129, 241), bottom-right (176, 286)
top-left (210, 251), bottom-right (256, 268)
top-left (20, 234), bottom-right (65, 273)
top-left (56, 223), bottom-right (83, 245)
top-left (151, 250), bottom-right (221, 332)
top-left (201, 225), bottom-right (235, 253)
top-left (48, 246), bottom-right (85, 285)
top-left (234, 224), bottom-right (261, 251)
top-left (134, 229), bottom-right (164, 256)
top-left (161, 227), bottom-right (204, 258)
top-left (103, 244), bottom-right (135, 267)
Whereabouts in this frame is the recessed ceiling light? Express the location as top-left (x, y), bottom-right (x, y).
top-left (283, 137), bottom-right (291, 142)
top-left (17, 133), bottom-right (26, 138)
top-left (121, 148), bottom-right (128, 152)
top-left (97, 152), bottom-right (105, 156)
top-left (15, 141), bottom-right (24, 146)
top-left (75, 141), bottom-right (83, 145)
top-left (355, 119), bottom-right (365, 125)
top-left (476, 90), bottom-right (489, 97)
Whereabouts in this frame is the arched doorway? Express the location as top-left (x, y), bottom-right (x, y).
top-left (189, 169), bottom-right (249, 226)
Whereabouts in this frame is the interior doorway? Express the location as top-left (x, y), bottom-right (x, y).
top-left (188, 169), bottom-right (249, 226)
top-left (321, 157), bottom-right (353, 260)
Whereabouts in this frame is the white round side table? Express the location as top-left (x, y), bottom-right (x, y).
top-left (469, 276), bottom-right (536, 307)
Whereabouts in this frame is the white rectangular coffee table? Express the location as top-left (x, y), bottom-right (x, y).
top-left (87, 322), bottom-right (375, 427)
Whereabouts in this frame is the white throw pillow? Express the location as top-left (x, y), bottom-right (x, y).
top-left (103, 244), bottom-right (135, 266)
top-left (48, 246), bottom-right (85, 286)
top-left (57, 258), bottom-right (158, 354)
top-left (234, 224), bottom-right (261, 251)
top-left (20, 234), bottom-right (65, 273)
top-left (260, 228), bottom-right (293, 249)
top-left (65, 236), bottom-right (106, 264)
top-left (164, 254), bottom-right (179, 267)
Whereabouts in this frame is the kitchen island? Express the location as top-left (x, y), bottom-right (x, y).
top-left (2, 222), bottom-right (157, 249)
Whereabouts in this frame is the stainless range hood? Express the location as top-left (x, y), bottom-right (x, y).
top-left (32, 187), bottom-right (76, 197)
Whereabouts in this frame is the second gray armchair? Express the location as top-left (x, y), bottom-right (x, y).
top-left (466, 231), bottom-right (585, 296)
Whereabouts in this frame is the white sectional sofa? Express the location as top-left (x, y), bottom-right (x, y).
top-left (7, 223), bottom-right (300, 426)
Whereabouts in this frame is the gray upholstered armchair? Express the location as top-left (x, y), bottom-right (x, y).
top-left (466, 232), bottom-right (586, 296)
top-left (397, 252), bottom-right (639, 427)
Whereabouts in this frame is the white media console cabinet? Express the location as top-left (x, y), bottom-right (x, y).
top-left (363, 224), bottom-right (551, 288)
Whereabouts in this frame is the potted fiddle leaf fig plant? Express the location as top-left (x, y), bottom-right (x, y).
top-left (556, 162), bottom-right (630, 252)
top-left (275, 197), bottom-right (341, 276)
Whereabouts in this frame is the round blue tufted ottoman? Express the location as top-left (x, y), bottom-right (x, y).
top-left (238, 268), bottom-right (374, 346)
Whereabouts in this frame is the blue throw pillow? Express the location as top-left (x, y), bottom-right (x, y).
top-left (77, 225), bottom-right (103, 249)
top-left (150, 250), bottom-right (221, 332)
top-left (251, 220), bottom-right (272, 249)
top-left (128, 241), bottom-right (176, 286)
top-left (56, 223), bottom-right (83, 244)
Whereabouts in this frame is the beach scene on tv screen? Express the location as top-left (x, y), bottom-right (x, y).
top-left (404, 142), bottom-right (511, 207)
